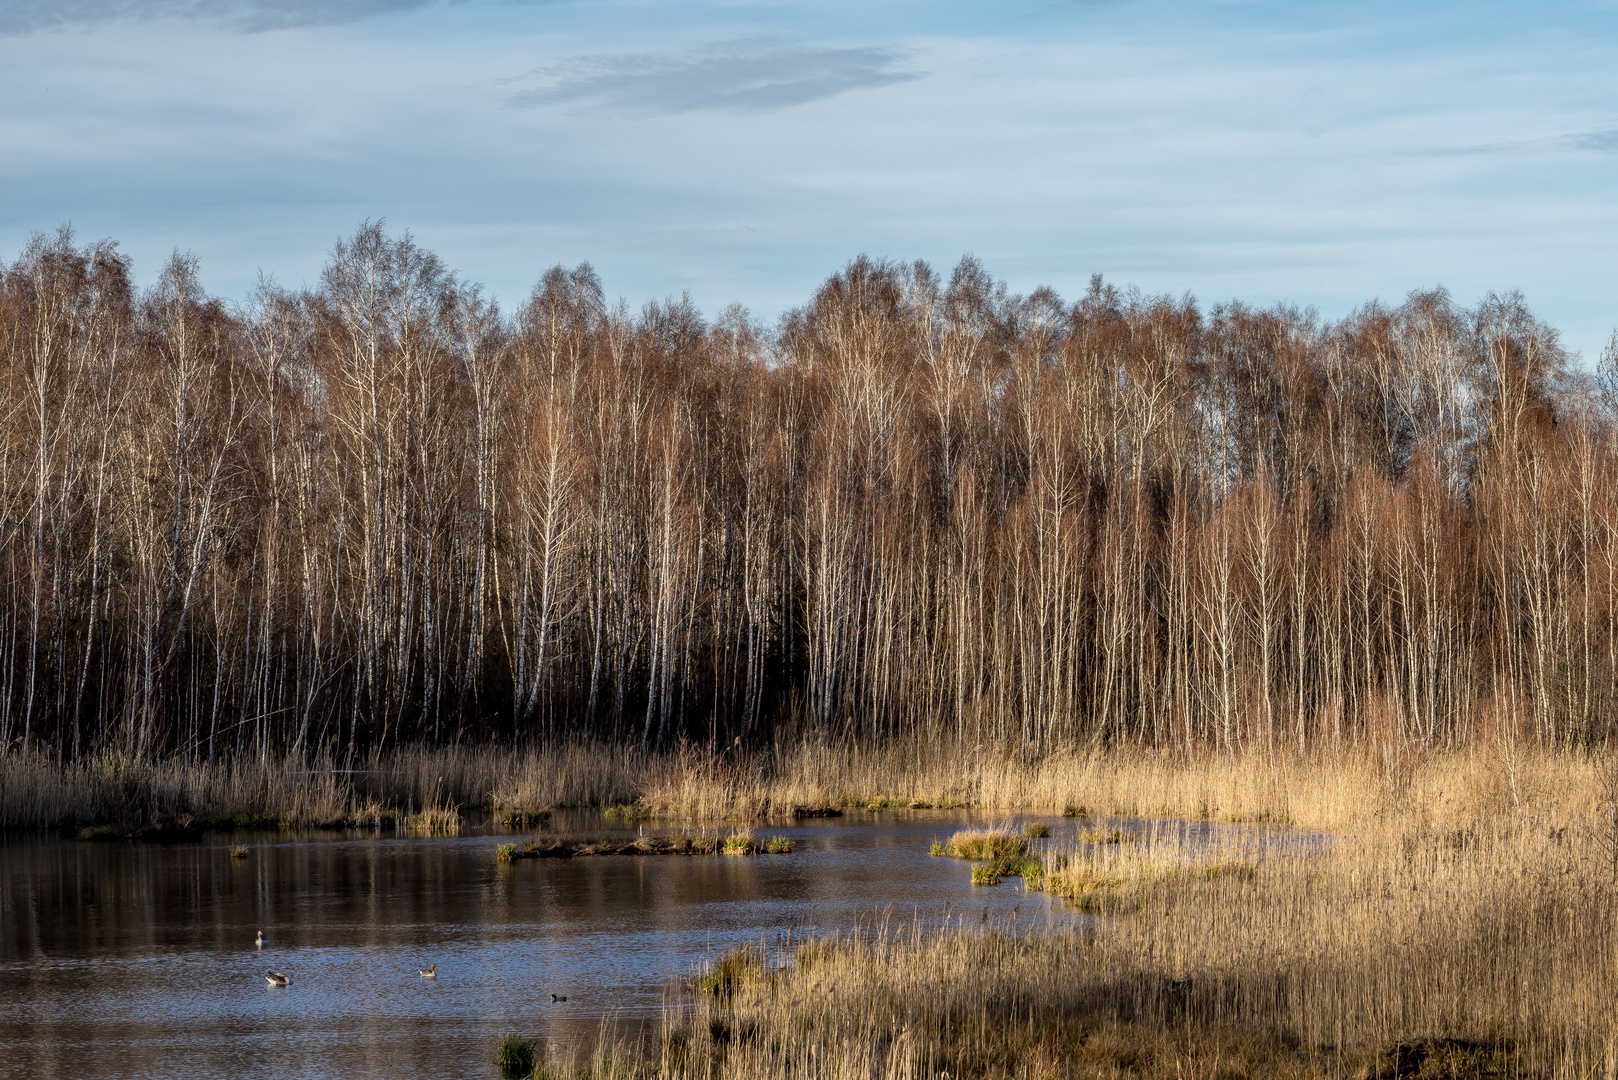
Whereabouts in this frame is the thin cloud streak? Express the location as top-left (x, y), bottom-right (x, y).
top-left (0, 0), bottom-right (447, 35)
top-left (1420, 127), bottom-right (1618, 157)
top-left (507, 40), bottom-right (925, 115)
top-left (1566, 128), bottom-right (1618, 153)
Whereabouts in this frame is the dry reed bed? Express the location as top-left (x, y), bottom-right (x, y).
top-left (6, 740), bottom-right (1612, 1075)
top-left (647, 791), bottom-right (1616, 1079)
top-left (0, 736), bottom-right (1606, 836)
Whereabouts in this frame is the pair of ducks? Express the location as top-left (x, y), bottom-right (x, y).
top-left (260, 930), bottom-right (437, 986)
top-left (266, 964), bottom-right (436, 986)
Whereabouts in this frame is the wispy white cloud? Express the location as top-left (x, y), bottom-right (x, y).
top-left (506, 39), bottom-right (925, 115)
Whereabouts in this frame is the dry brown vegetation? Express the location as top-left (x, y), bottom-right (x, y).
top-left (3, 730), bottom-right (1609, 837)
top-left (498, 748), bottom-right (1618, 1080)
top-left (940, 826), bottom-right (1029, 861)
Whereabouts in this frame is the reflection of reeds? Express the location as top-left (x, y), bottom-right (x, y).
top-left (499, 808), bottom-right (550, 828)
top-left (503, 829), bottom-right (786, 860)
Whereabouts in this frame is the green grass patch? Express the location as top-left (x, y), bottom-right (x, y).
top-left (694, 944), bottom-right (766, 999)
top-left (972, 856), bottom-right (1045, 886)
top-left (496, 843), bottom-right (517, 864)
top-left (971, 863), bottom-right (1002, 886)
top-left (228, 845), bottom-right (249, 859)
top-left (497, 1034), bottom-right (535, 1076)
top-left (763, 835), bottom-right (793, 854)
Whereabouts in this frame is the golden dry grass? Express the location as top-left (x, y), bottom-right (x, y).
top-left (942, 827), bottom-right (1029, 861)
top-left (12, 737), bottom-right (1608, 1077)
top-left (3, 734), bottom-right (1611, 852)
top-left (642, 766), bottom-right (1618, 1080)
top-left (476, 740), bottom-right (1618, 1080)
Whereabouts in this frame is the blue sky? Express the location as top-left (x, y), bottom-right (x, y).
top-left (1, 0), bottom-right (1614, 359)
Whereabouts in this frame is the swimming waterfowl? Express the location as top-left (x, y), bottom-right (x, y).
top-left (255, 931), bottom-right (265, 949)
top-left (419, 964), bottom-right (438, 978)
top-left (551, 993), bottom-right (567, 1002)
top-left (265, 971), bottom-right (290, 987)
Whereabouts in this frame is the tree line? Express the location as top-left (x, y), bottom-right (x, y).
top-left (2, 221), bottom-right (1615, 762)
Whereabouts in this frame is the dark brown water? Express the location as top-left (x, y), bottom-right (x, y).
top-left (0, 810), bottom-right (1102, 1080)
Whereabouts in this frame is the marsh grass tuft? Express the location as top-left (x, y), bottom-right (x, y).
top-left (941, 827), bottom-right (1028, 861)
top-left (1022, 821), bottom-right (1051, 838)
top-left (407, 799), bottom-right (462, 835)
top-left (495, 843), bottom-right (517, 864)
top-left (721, 831), bottom-right (755, 856)
top-left (763, 835), bottom-right (792, 854)
top-left (693, 944), bottom-right (766, 999)
top-left (500, 808), bottom-right (551, 828)
top-left (496, 1034), bottom-right (535, 1076)
top-left (972, 856), bottom-right (1045, 885)
top-left (1078, 826), bottom-right (1130, 845)
top-left (228, 845), bottom-right (249, 858)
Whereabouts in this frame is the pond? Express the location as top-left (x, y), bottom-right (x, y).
top-left (0, 810), bottom-right (1289, 1079)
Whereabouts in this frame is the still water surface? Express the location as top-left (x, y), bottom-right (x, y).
top-left (0, 811), bottom-right (1283, 1079)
